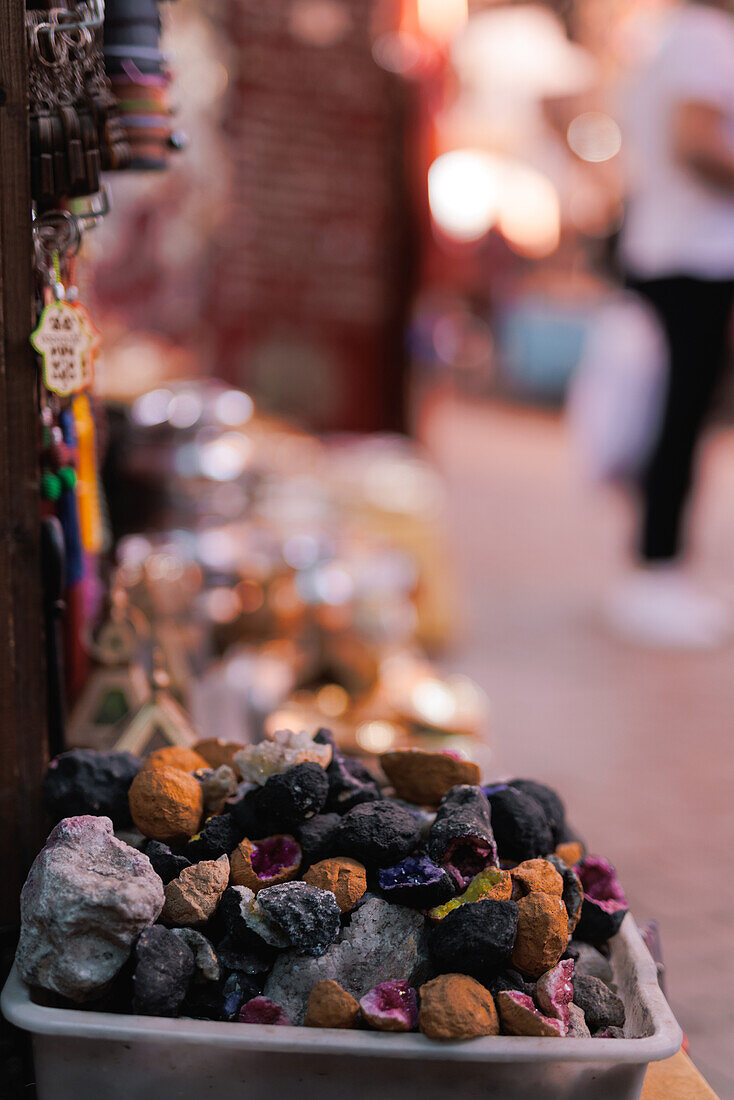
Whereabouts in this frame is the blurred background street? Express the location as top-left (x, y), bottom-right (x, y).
top-left (423, 393), bottom-right (734, 1097)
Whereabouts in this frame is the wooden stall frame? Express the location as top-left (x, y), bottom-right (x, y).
top-left (0, 0), bottom-right (49, 926)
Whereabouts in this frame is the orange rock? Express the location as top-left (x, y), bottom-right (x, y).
top-left (497, 991), bottom-right (563, 1037)
top-left (379, 750), bottom-right (481, 806)
top-left (555, 841), bottom-right (583, 868)
top-left (419, 974), bottom-right (500, 1041)
top-left (512, 892), bottom-right (569, 978)
top-left (303, 857), bottom-right (367, 913)
top-left (193, 739), bottom-right (243, 774)
top-left (305, 981), bottom-right (360, 1029)
top-left (128, 765), bottom-right (203, 843)
top-left (510, 859), bottom-right (564, 900)
top-left (230, 835), bottom-right (301, 893)
top-left (161, 855), bottom-right (230, 926)
top-left (141, 746), bottom-right (209, 774)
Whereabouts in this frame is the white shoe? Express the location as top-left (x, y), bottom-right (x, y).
top-left (604, 567), bottom-right (730, 650)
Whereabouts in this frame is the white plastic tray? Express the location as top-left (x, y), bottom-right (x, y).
top-left (2, 914), bottom-right (681, 1100)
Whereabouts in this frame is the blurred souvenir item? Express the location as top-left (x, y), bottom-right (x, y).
top-left (377, 651), bottom-right (487, 740)
top-left (190, 640), bottom-right (301, 745)
top-left (27, 2), bottom-right (130, 209)
top-left (114, 651), bottom-right (198, 754)
top-left (568, 291), bottom-right (668, 484)
top-left (104, 0), bottom-right (184, 169)
top-left (67, 588), bottom-right (150, 749)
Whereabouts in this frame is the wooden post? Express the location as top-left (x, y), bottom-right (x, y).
top-left (0, 0), bottom-right (49, 924)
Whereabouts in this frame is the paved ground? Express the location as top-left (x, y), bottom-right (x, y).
top-left (422, 393), bottom-right (734, 1099)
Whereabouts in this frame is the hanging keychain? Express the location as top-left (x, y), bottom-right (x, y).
top-left (31, 216), bottom-right (93, 399)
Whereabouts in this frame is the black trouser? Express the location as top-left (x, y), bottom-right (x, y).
top-left (625, 275), bottom-right (734, 562)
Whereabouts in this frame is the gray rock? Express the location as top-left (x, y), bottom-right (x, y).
top-left (170, 928), bottom-right (220, 983)
top-left (17, 816), bottom-right (164, 1001)
top-left (572, 973), bottom-right (626, 1032)
top-left (570, 941), bottom-right (615, 985)
top-left (257, 881), bottom-right (340, 957)
top-left (566, 1002), bottom-right (591, 1038)
top-left (594, 1025), bottom-right (625, 1039)
top-left (264, 895), bottom-right (430, 1024)
top-left (133, 926), bottom-right (195, 1016)
top-left (231, 886), bottom-right (289, 947)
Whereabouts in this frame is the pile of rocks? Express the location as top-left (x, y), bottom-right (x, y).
top-left (17, 734), bottom-right (629, 1041)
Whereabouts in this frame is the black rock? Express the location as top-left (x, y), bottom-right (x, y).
top-left (508, 779), bottom-right (566, 847)
top-left (333, 800), bottom-right (422, 869)
top-left (429, 899), bottom-right (519, 983)
top-left (572, 974), bottom-right (625, 1032)
top-left (143, 840), bottom-right (191, 885)
top-left (377, 854), bottom-right (456, 909)
top-left (574, 898), bottom-right (627, 946)
top-left (488, 967), bottom-right (536, 999)
top-left (565, 941), bottom-right (614, 985)
top-left (186, 814), bottom-right (242, 862)
top-left (43, 749), bottom-right (141, 828)
top-left (313, 728), bottom-right (336, 748)
top-left (169, 928), bottom-right (220, 984)
top-left (594, 1025), bottom-right (625, 1039)
top-left (252, 763), bottom-right (329, 832)
top-left (546, 854), bottom-right (584, 933)
top-left (256, 881), bottom-right (341, 957)
top-left (484, 787), bottom-right (553, 863)
top-left (224, 785), bottom-right (267, 839)
top-left (215, 932), bottom-right (276, 976)
top-left (132, 926), bottom-right (195, 1017)
top-left (181, 981), bottom-right (225, 1020)
top-left (557, 821), bottom-right (585, 851)
top-left (427, 786), bottom-right (497, 888)
top-left (296, 812), bottom-right (341, 867)
top-left (221, 971), bottom-right (261, 1021)
top-left (215, 886), bottom-right (276, 954)
top-left (325, 753), bottom-right (383, 814)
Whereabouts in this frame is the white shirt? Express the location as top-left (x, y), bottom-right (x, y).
top-left (619, 5), bottom-right (734, 279)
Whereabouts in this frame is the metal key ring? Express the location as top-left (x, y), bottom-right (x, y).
top-left (33, 211), bottom-right (82, 265)
top-left (33, 21), bottom-right (69, 67)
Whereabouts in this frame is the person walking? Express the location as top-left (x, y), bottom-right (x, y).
top-left (610, 0), bottom-right (734, 647)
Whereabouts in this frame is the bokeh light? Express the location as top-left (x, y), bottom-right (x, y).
top-left (428, 150), bottom-right (503, 242)
top-left (567, 111), bottom-right (622, 163)
top-left (213, 389), bottom-right (254, 426)
top-left (497, 165), bottom-right (560, 259)
top-left (355, 720), bottom-right (398, 753)
top-left (416, 0), bottom-right (468, 44)
top-left (199, 432), bottom-right (253, 481)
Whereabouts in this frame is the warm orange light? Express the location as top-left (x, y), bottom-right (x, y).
top-left (416, 0), bottom-right (467, 44)
top-left (497, 165), bottom-right (560, 259)
top-left (316, 684), bottom-right (350, 718)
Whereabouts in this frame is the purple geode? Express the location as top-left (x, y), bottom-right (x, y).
top-left (377, 854), bottom-right (455, 909)
top-left (238, 996), bottom-right (292, 1026)
top-left (359, 980), bottom-right (418, 1032)
top-left (251, 835), bottom-right (302, 881)
top-left (536, 959), bottom-right (574, 1031)
top-left (574, 856), bottom-right (628, 945)
top-left (427, 786), bottom-right (497, 889)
